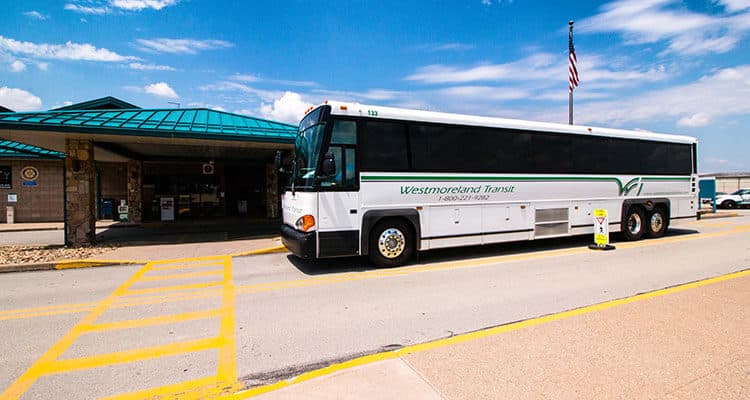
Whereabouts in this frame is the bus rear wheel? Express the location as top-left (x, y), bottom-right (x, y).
top-left (645, 207), bottom-right (667, 238)
top-left (368, 218), bottom-right (415, 268)
top-left (622, 206), bottom-right (645, 241)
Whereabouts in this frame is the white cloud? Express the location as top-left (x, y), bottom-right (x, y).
top-left (129, 62), bottom-right (175, 71)
top-left (405, 52), bottom-right (669, 89)
top-left (64, 3), bottom-right (109, 14)
top-left (0, 87), bottom-right (42, 111)
top-left (405, 54), bottom-right (559, 84)
top-left (9, 60), bottom-right (26, 72)
top-left (110, 0), bottom-right (178, 11)
top-left (37, 62), bottom-right (49, 71)
top-left (135, 38), bottom-right (233, 54)
top-left (229, 74), bottom-right (317, 88)
top-left (716, 0), bottom-right (750, 12)
top-left (230, 74), bottom-right (260, 82)
top-left (437, 86), bottom-right (529, 101)
top-left (0, 35), bottom-right (137, 62)
top-left (577, 0), bottom-right (750, 56)
top-left (677, 112), bottom-right (711, 127)
top-left (144, 82), bottom-right (178, 98)
top-left (704, 156), bottom-right (729, 165)
top-left (65, 0), bottom-right (177, 14)
top-left (186, 102), bottom-right (226, 112)
top-left (23, 11), bottom-right (48, 20)
top-left (416, 42), bottom-right (475, 52)
top-left (560, 65), bottom-right (750, 127)
top-left (259, 92), bottom-right (312, 124)
top-left (199, 81), bottom-right (281, 102)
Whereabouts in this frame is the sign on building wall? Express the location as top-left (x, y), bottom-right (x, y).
top-left (0, 166), bottom-right (10, 189)
top-left (21, 166), bottom-right (39, 187)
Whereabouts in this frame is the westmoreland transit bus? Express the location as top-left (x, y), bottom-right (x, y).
top-left (280, 102), bottom-right (698, 267)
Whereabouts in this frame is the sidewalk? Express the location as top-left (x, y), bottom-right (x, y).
top-left (250, 272), bottom-right (749, 400)
top-left (95, 236), bottom-right (285, 261)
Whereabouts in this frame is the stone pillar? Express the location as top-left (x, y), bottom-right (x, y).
top-left (266, 163), bottom-right (279, 218)
top-left (127, 160), bottom-right (142, 224)
top-left (65, 139), bottom-right (96, 246)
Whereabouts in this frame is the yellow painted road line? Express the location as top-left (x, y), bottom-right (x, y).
top-left (122, 281), bottom-right (223, 296)
top-left (99, 376), bottom-right (221, 400)
top-left (228, 245), bottom-right (287, 258)
top-left (55, 260), bottom-right (143, 270)
top-left (148, 255), bottom-right (229, 266)
top-left (45, 336), bottom-right (224, 374)
top-left (113, 288), bottom-right (223, 308)
top-left (0, 306), bottom-right (93, 322)
top-left (217, 256), bottom-right (239, 385)
top-left (231, 269), bottom-right (750, 399)
top-left (78, 308), bottom-right (226, 333)
top-left (0, 301), bottom-right (100, 316)
top-left (0, 262), bottom-right (153, 400)
top-left (138, 269), bottom-right (223, 282)
top-left (100, 376), bottom-right (245, 400)
top-left (4, 224), bottom-right (750, 323)
top-left (149, 260), bottom-right (228, 271)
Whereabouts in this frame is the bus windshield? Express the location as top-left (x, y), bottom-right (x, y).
top-left (292, 108), bottom-right (326, 188)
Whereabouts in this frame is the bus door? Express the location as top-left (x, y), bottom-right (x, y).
top-left (317, 120), bottom-right (360, 256)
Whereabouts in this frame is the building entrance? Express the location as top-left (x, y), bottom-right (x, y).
top-left (142, 161), bottom-right (268, 221)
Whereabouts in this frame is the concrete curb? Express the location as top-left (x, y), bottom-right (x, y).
top-left (698, 211), bottom-right (739, 220)
top-left (0, 227), bottom-right (63, 233)
top-left (0, 245), bottom-right (289, 274)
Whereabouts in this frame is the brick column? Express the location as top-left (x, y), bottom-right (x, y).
top-left (266, 163), bottom-right (279, 218)
top-left (65, 139), bottom-right (96, 246)
top-left (127, 160), bottom-right (142, 223)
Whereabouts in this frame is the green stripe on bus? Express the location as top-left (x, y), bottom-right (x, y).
top-left (360, 175), bottom-right (691, 196)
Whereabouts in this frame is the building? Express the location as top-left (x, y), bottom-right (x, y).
top-left (700, 172), bottom-right (750, 193)
top-left (0, 97), bottom-right (297, 245)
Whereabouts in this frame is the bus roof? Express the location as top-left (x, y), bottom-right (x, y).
top-left (319, 101), bottom-right (697, 145)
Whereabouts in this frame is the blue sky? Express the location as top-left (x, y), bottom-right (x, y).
top-left (1, 0), bottom-right (749, 172)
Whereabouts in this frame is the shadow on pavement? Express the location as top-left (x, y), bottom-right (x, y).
top-left (95, 218), bottom-right (281, 247)
top-left (289, 228), bottom-right (701, 276)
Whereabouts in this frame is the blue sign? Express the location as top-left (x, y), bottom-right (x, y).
top-left (22, 181), bottom-right (38, 187)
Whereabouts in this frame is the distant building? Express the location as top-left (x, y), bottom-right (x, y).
top-left (700, 172), bottom-right (750, 193)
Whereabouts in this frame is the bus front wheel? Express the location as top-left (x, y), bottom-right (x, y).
top-left (622, 206), bottom-right (645, 241)
top-left (368, 218), bottom-right (415, 267)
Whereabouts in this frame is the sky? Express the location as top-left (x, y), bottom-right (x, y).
top-left (1, 0), bottom-right (749, 172)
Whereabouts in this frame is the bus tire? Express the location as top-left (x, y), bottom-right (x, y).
top-left (645, 206), bottom-right (667, 238)
top-left (622, 206), bottom-right (645, 241)
top-left (368, 218), bottom-right (415, 268)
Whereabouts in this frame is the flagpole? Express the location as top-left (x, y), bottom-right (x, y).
top-left (568, 20), bottom-right (574, 125)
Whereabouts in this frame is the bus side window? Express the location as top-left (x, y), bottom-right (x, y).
top-left (320, 120), bottom-right (357, 189)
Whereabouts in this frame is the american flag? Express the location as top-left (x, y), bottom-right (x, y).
top-left (569, 42), bottom-right (579, 92)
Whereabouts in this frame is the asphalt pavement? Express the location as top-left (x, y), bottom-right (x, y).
top-left (0, 212), bottom-right (748, 399)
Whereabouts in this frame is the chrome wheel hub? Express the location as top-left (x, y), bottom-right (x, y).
top-left (628, 213), bottom-right (642, 235)
top-left (650, 212), bottom-right (663, 233)
top-left (378, 228), bottom-right (405, 259)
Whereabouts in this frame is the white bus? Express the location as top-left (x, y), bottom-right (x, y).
top-left (280, 102), bottom-right (698, 266)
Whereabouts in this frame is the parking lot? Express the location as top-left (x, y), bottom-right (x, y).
top-left (1, 211), bottom-right (748, 399)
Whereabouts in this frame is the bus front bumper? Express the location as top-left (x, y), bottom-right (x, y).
top-left (281, 224), bottom-right (316, 259)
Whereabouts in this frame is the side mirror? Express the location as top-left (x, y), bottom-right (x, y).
top-left (274, 150), bottom-right (282, 170)
top-left (321, 152), bottom-right (336, 177)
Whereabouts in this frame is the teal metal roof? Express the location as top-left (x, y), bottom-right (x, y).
top-left (0, 108), bottom-right (298, 143)
top-left (0, 140), bottom-right (64, 159)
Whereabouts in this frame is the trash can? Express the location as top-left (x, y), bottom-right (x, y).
top-left (100, 198), bottom-right (115, 220)
top-left (5, 206), bottom-right (14, 224)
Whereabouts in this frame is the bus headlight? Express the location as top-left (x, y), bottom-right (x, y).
top-left (295, 215), bottom-right (315, 232)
